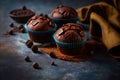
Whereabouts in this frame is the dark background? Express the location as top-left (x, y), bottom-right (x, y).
top-left (0, 0), bottom-right (120, 80)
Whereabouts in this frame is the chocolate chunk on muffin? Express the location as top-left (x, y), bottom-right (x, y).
top-left (50, 5), bottom-right (78, 27)
top-left (25, 14), bottom-right (57, 43)
top-left (53, 23), bottom-right (87, 55)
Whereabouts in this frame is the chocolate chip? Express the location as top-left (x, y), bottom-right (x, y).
top-left (59, 9), bottom-right (64, 14)
top-left (19, 28), bottom-right (26, 33)
top-left (32, 20), bottom-right (39, 26)
top-left (79, 31), bottom-right (85, 37)
top-left (49, 52), bottom-right (57, 59)
top-left (31, 45), bottom-right (38, 53)
top-left (32, 62), bottom-right (40, 69)
top-left (22, 6), bottom-right (27, 10)
top-left (24, 56), bottom-right (31, 62)
top-left (25, 40), bottom-right (33, 48)
top-left (9, 22), bottom-right (14, 27)
top-left (58, 29), bottom-right (64, 36)
top-left (44, 14), bottom-right (48, 17)
top-left (61, 11), bottom-right (66, 15)
top-left (63, 11), bottom-right (69, 17)
top-left (51, 61), bottom-right (57, 66)
top-left (17, 24), bottom-right (24, 29)
top-left (42, 17), bottom-right (47, 20)
top-left (8, 30), bottom-right (14, 35)
top-left (39, 13), bottom-right (43, 16)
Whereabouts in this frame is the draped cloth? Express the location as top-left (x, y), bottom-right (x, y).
top-left (76, 0), bottom-right (120, 59)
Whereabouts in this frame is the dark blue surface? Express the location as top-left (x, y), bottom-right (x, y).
top-left (0, 0), bottom-right (120, 80)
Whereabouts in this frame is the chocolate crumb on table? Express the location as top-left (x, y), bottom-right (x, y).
top-left (4, 23), bottom-right (26, 36)
top-left (32, 62), bottom-right (41, 69)
top-left (8, 30), bottom-right (15, 35)
top-left (31, 45), bottom-right (38, 53)
top-left (24, 56), bottom-right (31, 62)
top-left (9, 22), bottom-right (14, 28)
top-left (17, 24), bottom-right (24, 29)
top-left (25, 40), bottom-right (33, 48)
top-left (51, 61), bottom-right (57, 66)
top-left (19, 28), bottom-right (26, 33)
top-left (49, 52), bottom-right (57, 59)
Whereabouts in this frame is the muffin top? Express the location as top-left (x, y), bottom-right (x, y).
top-left (55, 23), bottom-right (85, 43)
top-left (27, 14), bottom-right (54, 31)
top-left (50, 5), bottom-right (77, 19)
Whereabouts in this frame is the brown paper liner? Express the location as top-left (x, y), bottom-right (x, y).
top-left (39, 41), bottom-right (106, 62)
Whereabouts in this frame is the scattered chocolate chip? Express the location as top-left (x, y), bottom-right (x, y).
top-left (49, 52), bottom-right (57, 59)
top-left (31, 45), bottom-right (38, 53)
top-left (8, 30), bottom-right (14, 35)
top-left (24, 56), bottom-right (31, 62)
top-left (22, 6), bottom-right (27, 10)
top-left (19, 28), bottom-right (26, 33)
top-left (51, 61), bottom-right (57, 66)
top-left (9, 22), bottom-right (14, 27)
top-left (25, 40), bottom-right (33, 48)
top-left (32, 62), bottom-right (40, 69)
top-left (17, 24), bottom-right (24, 29)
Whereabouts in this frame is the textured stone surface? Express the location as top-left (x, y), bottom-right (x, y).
top-left (0, 0), bottom-right (120, 80)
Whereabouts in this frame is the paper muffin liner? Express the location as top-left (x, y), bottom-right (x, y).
top-left (53, 32), bottom-right (88, 48)
top-left (24, 24), bottom-right (57, 36)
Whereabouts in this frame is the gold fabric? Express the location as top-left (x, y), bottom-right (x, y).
top-left (76, 0), bottom-right (120, 50)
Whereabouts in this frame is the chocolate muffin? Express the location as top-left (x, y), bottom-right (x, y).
top-left (53, 23), bottom-right (87, 55)
top-left (50, 5), bottom-right (78, 27)
top-left (9, 6), bottom-right (35, 23)
top-left (25, 14), bottom-right (57, 43)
